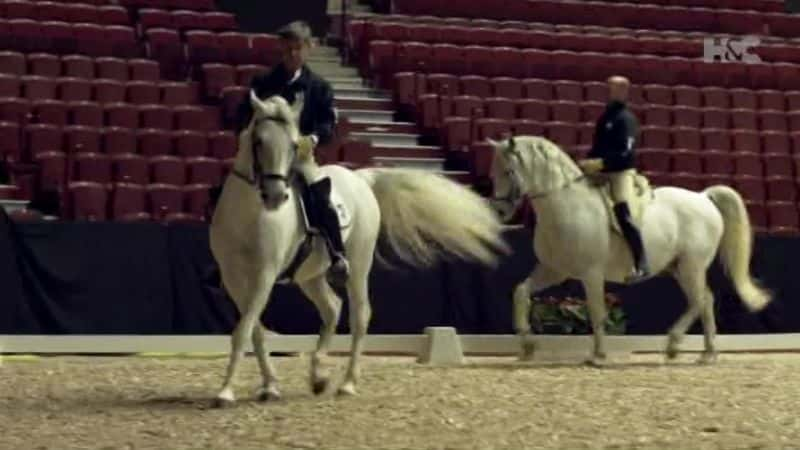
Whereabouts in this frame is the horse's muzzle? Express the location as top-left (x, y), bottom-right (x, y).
top-left (261, 191), bottom-right (289, 210)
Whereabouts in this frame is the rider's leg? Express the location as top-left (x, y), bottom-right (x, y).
top-left (610, 170), bottom-right (649, 280)
top-left (297, 160), bottom-right (350, 285)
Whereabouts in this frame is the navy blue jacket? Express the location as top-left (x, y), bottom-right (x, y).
top-left (588, 101), bottom-right (639, 172)
top-left (236, 64), bottom-right (336, 146)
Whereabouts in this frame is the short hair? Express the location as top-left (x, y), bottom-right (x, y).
top-left (277, 21), bottom-right (312, 43)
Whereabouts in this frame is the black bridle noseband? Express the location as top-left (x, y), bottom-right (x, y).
top-left (232, 115), bottom-right (298, 195)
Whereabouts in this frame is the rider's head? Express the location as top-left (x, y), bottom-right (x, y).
top-left (607, 75), bottom-right (631, 103)
top-left (277, 21), bottom-right (313, 74)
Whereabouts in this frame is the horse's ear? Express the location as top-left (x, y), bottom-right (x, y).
top-left (509, 136), bottom-right (516, 150)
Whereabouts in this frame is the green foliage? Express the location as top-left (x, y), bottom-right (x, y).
top-left (530, 294), bottom-right (627, 335)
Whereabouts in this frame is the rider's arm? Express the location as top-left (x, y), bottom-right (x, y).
top-left (310, 80), bottom-right (336, 147)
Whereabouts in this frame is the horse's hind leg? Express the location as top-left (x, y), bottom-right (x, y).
top-left (697, 287), bottom-right (718, 364)
top-left (298, 276), bottom-right (343, 395)
top-left (666, 263), bottom-right (709, 361)
top-left (514, 264), bottom-right (566, 360)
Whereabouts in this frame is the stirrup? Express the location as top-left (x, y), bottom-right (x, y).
top-left (625, 265), bottom-right (650, 283)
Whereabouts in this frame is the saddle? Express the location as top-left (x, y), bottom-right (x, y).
top-left (294, 176), bottom-right (352, 235)
top-left (591, 171), bottom-right (655, 235)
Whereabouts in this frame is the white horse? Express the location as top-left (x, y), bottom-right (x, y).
top-left (208, 93), bottom-right (509, 406)
top-left (487, 135), bottom-right (771, 365)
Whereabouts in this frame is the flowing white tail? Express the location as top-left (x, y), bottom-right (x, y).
top-left (705, 185), bottom-right (772, 311)
top-left (357, 168), bottom-right (510, 268)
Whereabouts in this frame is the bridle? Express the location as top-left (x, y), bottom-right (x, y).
top-left (232, 115), bottom-right (298, 196)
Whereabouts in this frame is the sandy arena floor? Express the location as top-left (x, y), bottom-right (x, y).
top-left (1, 353), bottom-right (799, 450)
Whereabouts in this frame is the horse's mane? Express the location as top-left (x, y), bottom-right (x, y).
top-left (505, 135), bottom-right (583, 194)
top-left (251, 94), bottom-right (300, 142)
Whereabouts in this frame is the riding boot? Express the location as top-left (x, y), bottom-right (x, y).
top-left (308, 178), bottom-right (350, 286)
top-left (613, 202), bottom-right (650, 282)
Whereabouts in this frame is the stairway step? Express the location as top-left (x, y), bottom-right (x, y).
top-left (338, 109), bottom-right (395, 122)
top-left (312, 65), bottom-right (360, 77)
top-left (372, 156), bottom-right (445, 171)
top-left (347, 121), bottom-right (417, 134)
top-left (370, 145), bottom-right (445, 159)
top-left (333, 87), bottom-right (390, 99)
top-left (335, 98), bottom-right (393, 111)
top-left (350, 131), bottom-right (419, 146)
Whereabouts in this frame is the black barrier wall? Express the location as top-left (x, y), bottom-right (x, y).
top-left (0, 210), bottom-right (794, 335)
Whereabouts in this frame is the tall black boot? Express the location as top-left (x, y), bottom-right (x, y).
top-left (613, 202), bottom-right (650, 282)
top-left (308, 178), bottom-right (350, 286)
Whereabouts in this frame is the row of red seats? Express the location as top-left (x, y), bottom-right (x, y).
top-left (118, 0), bottom-right (217, 12)
top-left (37, 152), bottom-right (232, 188)
top-left (23, 0), bottom-right (109, 5)
top-left (69, 181), bottom-right (213, 222)
top-left (144, 28), bottom-right (279, 78)
top-left (416, 95), bottom-right (800, 133)
top-left (391, 0), bottom-right (799, 36)
top-left (201, 63), bottom-right (269, 98)
top-left (0, 51), bottom-right (160, 81)
top-left (440, 116), bottom-right (800, 154)
top-left (1, 99), bottom-right (224, 130)
top-left (0, 19), bottom-right (141, 57)
top-left (368, 41), bottom-right (800, 90)
top-left (349, 13), bottom-right (790, 44)
top-left (350, 20), bottom-right (800, 65)
top-left (589, 0), bottom-right (784, 13)
top-left (637, 149), bottom-right (800, 180)
top-left (138, 9), bottom-right (236, 32)
top-left (1, 122), bottom-right (232, 162)
top-left (0, 1), bottom-right (129, 25)
top-left (397, 73), bottom-right (800, 110)
top-left (0, 77), bottom-right (198, 104)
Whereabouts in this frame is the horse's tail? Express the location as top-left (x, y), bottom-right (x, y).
top-left (705, 185), bottom-right (772, 312)
top-left (356, 167), bottom-right (510, 268)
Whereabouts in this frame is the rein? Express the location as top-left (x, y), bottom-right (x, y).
top-left (231, 115), bottom-right (298, 191)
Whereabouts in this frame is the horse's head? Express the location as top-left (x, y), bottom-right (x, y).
top-left (487, 135), bottom-right (582, 213)
top-left (242, 91), bottom-right (300, 210)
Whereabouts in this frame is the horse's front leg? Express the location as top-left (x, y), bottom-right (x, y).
top-left (581, 273), bottom-right (609, 366)
top-left (214, 269), bottom-right (277, 408)
top-left (513, 264), bottom-right (566, 361)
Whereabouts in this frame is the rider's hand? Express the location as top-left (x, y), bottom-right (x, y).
top-left (296, 135), bottom-right (316, 160)
top-left (578, 158), bottom-right (604, 173)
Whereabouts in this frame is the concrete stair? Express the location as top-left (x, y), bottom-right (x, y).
top-left (311, 42), bottom-right (459, 177)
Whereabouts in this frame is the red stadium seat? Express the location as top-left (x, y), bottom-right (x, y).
top-left (70, 101), bottom-right (104, 127)
top-left (63, 55), bottom-right (95, 79)
top-left (22, 75), bottom-right (57, 100)
top-left (0, 51), bottom-right (26, 76)
top-left (139, 104), bottom-right (174, 130)
top-left (111, 182), bottom-right (147, 219)
top-left (644, 105), bottom-right (672, 127)
top-left (732, 129), bottom-right (762, 153)
top-left (702, 108), bottom-right (731, 129)
top-left (112, 154), bottom-right (149, 184)
top-left (735, 175), bottom-right (766, 202)
top-left (202, 63), bottom-right (236, 99)
top-left (59, 77), bottom-right (92, 102)
top-left (767, 201), bottom-right (799, 233)
top-left (673, 85), bottom-right (701, 107)
top-left (174, 130), bottom-right (209, 157)
top-left (150, 155), bottom-right (186, 185)
top-left (184, 183), bottom-right (212, 218)
top-left (28, 53), bottom-right (61, 78)
top-left (35, 150), bottom-right (67, 190)
top-left (672, 126), bottom-right (702, 151)
top-left (161, 82), bottom-right (198, 105)
top-left (105, 103), bottom-right (139, 129)
top-left (126, 80), bottom-right (160, 105)
top-left (672, 106), bottom-right (702, 128)
top-left (186, 156), bottom-right (222, 185)
top-left (73, 152), bottom-right (113, 183)
top-left (0, 121), bottom-right (22, 163)
top-left (96, 57), bottom-right (129, 81)
top-left (638, 148), bottom-right (671, 173)
top-left (762, 131), bottom-right (792, 155)
top-left (701, 87), bottom-right (730, 109)
top-left (759, 110), bottom-right (789, 132)
top-left (26, 123), bottom-right (64, 158)
top-left (551, 100), bottom-right (581, 123)
top-left (516, 99), bottom-right (549, 121)
top-left (236, 64), bottom-right (268, 87)
top-left (93, 79), bottom-right (126, 104)
top-left (484, 97), bottom-right (515, 121)
top-left (734, 152), bottom-right (764, 177)
top-left (138, 128), bottom-right (174, 156)
top-left (104, 127), bottom-right (137, 156)
top-left (763, 153), bottom-right (794, 178)
top-left (147, 183), bottom-right (184, 221)
top-left (671, 149), bottom-right (702, 173)
top-left (209, 131), bottom-right (236, 159)
top-left (33, 99), bottom-right (68, 125)
top-left (69, 181), bottom-right (108, 221)
top-left (758, 90), bottom-right (786, 111)
top-left (702, 151), bottom-right (734, 175)
top-left (65, 125), bottom-right (102, 154)
top-left (128, 59), bottom-right (160, 81)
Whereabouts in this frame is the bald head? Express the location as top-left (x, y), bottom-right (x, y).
top-left (607, 76), bottom-right (630, 103)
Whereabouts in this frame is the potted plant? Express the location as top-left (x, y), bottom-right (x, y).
top-left (530, 293), bottom-right (626, 335)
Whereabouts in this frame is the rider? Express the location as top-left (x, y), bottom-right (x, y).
top-left (578, 75), bottom-right (650, 282)
top-left (236, 20), bottom-right (349, 284)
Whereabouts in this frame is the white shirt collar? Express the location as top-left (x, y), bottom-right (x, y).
top-left (289, 68), bottom-right (302, 84)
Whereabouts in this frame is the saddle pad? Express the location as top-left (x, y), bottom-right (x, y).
top-left (598, 172), bottom-right (654, 235)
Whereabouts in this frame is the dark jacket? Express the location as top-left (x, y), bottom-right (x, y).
top-left (236, 64), bottom-right (337, 146)
top-left (588, 100), bottom-right (639, 173)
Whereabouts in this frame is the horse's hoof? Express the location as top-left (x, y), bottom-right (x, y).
top-left (697, 352), bottom-right (718, 365)
top-left (585, 354), bottom-right (608, 368)
top-left (311, 378), bottom-right (329, 396)
top-left (336, 383), bottom-right (357, 397)
top-left (665, 347), bottom-right (679, 360)
top-left (256, 387), bottom-right (282, 402)
top-left (211, 397), bottom-right (235, 409)
top-left (518, 340), bottom-right (536, 361)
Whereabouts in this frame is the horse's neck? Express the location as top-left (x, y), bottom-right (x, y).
top-left (232, 146), bottom-right (254, 178)
top-left (528, 179), bottom-right (600, 219)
